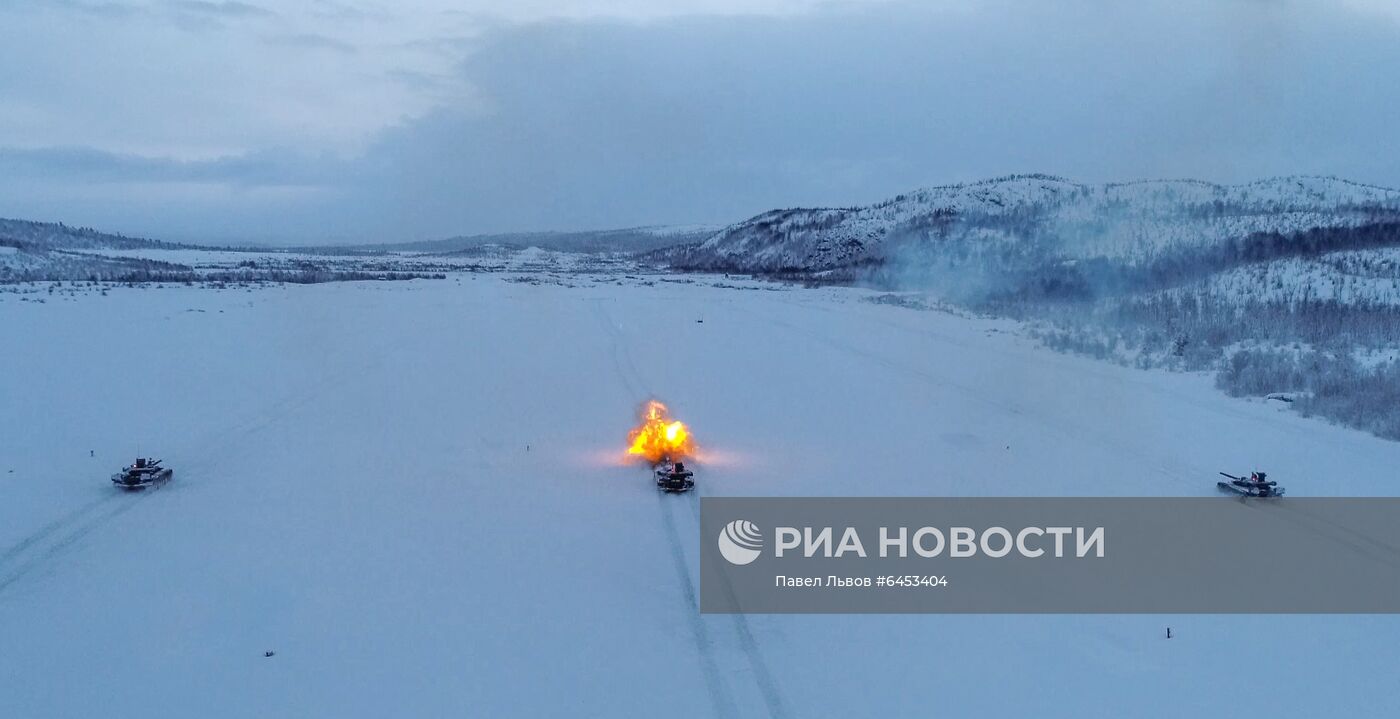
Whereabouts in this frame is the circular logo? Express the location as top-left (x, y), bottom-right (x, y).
top-left (718, 520), bottom-right (763, 565)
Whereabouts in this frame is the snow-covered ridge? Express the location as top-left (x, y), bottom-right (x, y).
top-left (0, 218), bottom-right (182, 252)
top-left (664, 174), bottom-right (1400, 275)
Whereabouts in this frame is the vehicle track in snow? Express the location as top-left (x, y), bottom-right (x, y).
top-left (0, 495), bottom-right (114, 570)
top-left (656, 487), bottom-right (739, 718)
top-left (593, 299), bottom-right (788, 719)
top-left (1239, 498), bottom-right (1400, 570)
top-left (0, 491), bottom-right (151, 597)
top-left (0, 322), bottom-right (410, 599)
top-left (0, 392), bottom-right (321, 599)
top-left (593, 300), bottom-right (735, 717)
top-left (685, 487), bottom-right (789, 719)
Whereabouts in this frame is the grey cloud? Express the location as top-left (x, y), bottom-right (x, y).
top-left (43, 0), bottom-right (142, 18)
top-left (267, 32), bottom-right (360, 53)
top-left (12, 1), bottom-right (273, 28)
top-left (4, 0), bottom-right (1400, 245)
top-left (319, 0), bottom-right (1400, 239)
top-left (0, 146), bottom-right (342, 187)
top-left (167, 1), bottom-right (274, 18)
top-left (163, 0), bottom-right (273, 31)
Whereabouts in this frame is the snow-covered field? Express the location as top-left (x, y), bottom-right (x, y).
top-left (3, 275), bottom-right (1399, 717)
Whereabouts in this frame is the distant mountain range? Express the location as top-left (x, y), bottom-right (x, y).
top-left (7, 177), bottom-right (1400, 439)
top-left (306, 225), bottom-right (720, 256)
top-left (7, 174), bottom-right (1400, 294)
top-left (0, 217), bottom-right (714, 281)
top-left (657, 174), bottom-right (1400, 282)
top-left (0, 217), bottom-right (719, 256)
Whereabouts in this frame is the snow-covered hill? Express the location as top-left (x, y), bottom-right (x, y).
top-left (662, 174), bottom-right (1400, 276)
top-left (651, 175), bottom-right (1400, 441)
top-left (0, 218), bottom-right (182, 252)
top-left (0, 218), bottom-right (195, 282)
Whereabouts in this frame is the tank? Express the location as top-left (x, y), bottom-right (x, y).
top-left (655, 459), bottom-right (695, 493)
top-left (111, 457), bottom-right (173, 490)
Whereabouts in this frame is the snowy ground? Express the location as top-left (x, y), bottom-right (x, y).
top-left (3, 275), bottom-right (1399, 718)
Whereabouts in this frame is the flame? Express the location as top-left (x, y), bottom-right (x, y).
top-left (627, 400), bottom-right (695, 464)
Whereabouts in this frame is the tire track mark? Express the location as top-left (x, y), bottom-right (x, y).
top-left (592, 300), bottom-right (649, 400)
top-left (1240, 499), bottom-right (1400, 571)
top-left (0, 495), bottom-right (115, 571)
top-left (659, 490), bottom-right (739, 719)
top-left (594, 298), bottom-right (737, 717)
top-left (596, 297), bottom-right (788, 717)
top-left (689, 488), bottom-right (788, 719)
top-left (1, 301), bottom-right (412, 599)
top-left (0, 492), bottom-right (151, 596)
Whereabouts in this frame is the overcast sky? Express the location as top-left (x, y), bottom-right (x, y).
top-left (1, 0), bottom-right (1398, 244)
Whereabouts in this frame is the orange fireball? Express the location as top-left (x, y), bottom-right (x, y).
top-left (627, 400), bottom-right (695, 464)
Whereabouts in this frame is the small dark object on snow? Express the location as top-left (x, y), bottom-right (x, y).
top-left (655, 458), bottom-right (695, 493)
top-left (111, 457), bottom-right (173, 490)
top-left (264, 651), bottom-right (276, 658)
top-left (1218, 471), bottom-right (1284, 497)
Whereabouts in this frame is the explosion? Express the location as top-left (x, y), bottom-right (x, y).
top-left (627, 400), bottom-right (695, 464)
